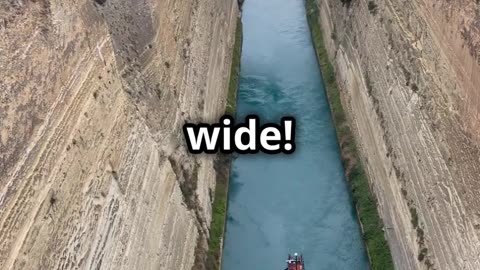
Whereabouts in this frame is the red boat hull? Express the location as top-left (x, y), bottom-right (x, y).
top-left (286, 254), bottom-right (304, 270)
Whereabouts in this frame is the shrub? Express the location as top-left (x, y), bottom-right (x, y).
top-left (368, 1), bottom-right (378, 15)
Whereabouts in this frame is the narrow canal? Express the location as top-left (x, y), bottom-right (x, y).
top-left (221, 0), bottom-right (370, 269)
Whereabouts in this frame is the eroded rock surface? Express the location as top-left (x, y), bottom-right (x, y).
top-left (0, 0), bottom-right (239, 269)
top-left (317, 0), bottom-right (480, 269)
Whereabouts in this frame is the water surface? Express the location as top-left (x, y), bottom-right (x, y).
top-left (222, 0), bottom-right (370, 269)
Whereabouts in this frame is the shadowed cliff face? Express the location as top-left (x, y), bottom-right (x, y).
top-left (0, 0), bottom-right (238, 269)
top-left (316, 0), bottom-right (480, 269)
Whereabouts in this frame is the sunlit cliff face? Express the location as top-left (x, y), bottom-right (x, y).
top-left (316, 0), bottom-right (480, 269)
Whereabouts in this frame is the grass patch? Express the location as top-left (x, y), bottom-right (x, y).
top-left (225, 18), bottom-right (243, 116)
top-left (206, 156), bottom-right (230, 269)
top-left (304, 0), bottom-right (394, 269)
top-left (206, 17), bottom-right (242, 270)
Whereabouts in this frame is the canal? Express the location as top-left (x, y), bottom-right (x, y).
top-left (221, 0), bottom-right (370, 269)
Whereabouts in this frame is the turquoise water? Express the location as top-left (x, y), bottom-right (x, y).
top-left (221, 0), bottom-right (370, 269)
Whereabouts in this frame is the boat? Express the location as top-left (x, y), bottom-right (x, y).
top-left (285, 253), bottom-right (304, 270)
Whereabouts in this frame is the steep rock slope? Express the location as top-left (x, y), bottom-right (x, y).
top-left (315, 0), bottom-right (480, 269)
top-left (0, 0), bottom-right (238, 269)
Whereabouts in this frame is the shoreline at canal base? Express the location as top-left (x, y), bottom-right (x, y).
top-left (205, 17), bottom-right (243, 270)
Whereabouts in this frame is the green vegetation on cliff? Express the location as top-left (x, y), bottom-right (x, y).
top-left (206, 17), bottom-right (242, 270)
top-left (304, 0), bottom-right (395, 269)
top-left (225, 18), bottom-right (243, 116)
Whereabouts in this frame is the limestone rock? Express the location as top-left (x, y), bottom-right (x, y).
top-left (0, 0), bottom-right (239, 269)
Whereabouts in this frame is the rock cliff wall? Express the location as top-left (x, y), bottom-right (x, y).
top-left (0, 0), bottom-right (239, 269)
top-left (316, 0), bottom-right (480, 269)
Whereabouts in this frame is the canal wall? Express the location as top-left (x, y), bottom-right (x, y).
top-left (312, 0), bottom-right (480, 269)
top-left (0, 0), bottom-right (239, 269)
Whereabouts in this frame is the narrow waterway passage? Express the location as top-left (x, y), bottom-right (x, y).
top-left (221, 0), bottom-right (370, 269)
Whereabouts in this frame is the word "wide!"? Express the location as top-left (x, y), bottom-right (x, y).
top-left (183, 115), bottom-right (296, 154)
